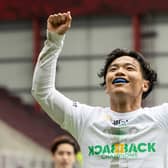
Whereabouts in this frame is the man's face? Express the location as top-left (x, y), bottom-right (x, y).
top-left (105, 56), bottom-right (149, 99)
top-left (53, 143), bottom-right (76, 168)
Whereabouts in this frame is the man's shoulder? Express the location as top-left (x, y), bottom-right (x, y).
top-left (141, 103), bottom-right (168, 117)
top-left (75, 102), bottom-right (107, 113)
top-left (143, 103), bottom-right (168, 111)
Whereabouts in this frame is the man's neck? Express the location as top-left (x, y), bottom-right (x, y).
top-left (110, 95), bottom-right (142, 112)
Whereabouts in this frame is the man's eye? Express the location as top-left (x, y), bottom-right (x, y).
top-left (109, 68), bottom-right (117, 71)
top-left (67, 152), bottom-right (72, 156)
top-left (58, 152), bottom-right (64, 155)
top-left (127, 67), bottom-right (134, 71)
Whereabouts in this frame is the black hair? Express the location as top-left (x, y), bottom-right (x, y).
top-left (98, 48), bottom-right (157, 99)
top-left (51, 135), bottom-right (79, 155)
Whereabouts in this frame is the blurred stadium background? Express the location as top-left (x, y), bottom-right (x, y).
top-left (1, 0), bottom-right (168, 167)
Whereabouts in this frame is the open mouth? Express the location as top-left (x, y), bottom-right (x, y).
top-left (112, 78), bottom-right (129, 84)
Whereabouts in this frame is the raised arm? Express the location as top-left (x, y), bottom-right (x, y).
top-left (31, 12), bottom-right (73, 125)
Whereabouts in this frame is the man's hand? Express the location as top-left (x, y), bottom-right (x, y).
top-left (47, 11), bottom-right (72, 35)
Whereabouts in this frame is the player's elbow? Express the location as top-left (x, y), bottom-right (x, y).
top-left (31, 89), bottom-right (39, 101)
top-left (31, 89), bottom-right (44, 103)
top-left (31, 87), bottom-right (52, 103)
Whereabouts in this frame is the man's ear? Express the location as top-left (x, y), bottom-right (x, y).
top-left (143, 80), bottom-right (149, 92)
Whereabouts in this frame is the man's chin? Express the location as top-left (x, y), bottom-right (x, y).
top-left (112, 88), bottom-right (128, 94)
top-left (110, 90), bottom-right (129, 97)
top-left (60, 163), bottom-right (71, 168)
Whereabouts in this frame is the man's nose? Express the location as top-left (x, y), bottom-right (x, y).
top-left (115, 67), bottom-right (126, 76)
top-left (62, 154), bottom-right (68, 160)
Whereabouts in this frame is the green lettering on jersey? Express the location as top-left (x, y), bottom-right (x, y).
top-left (129, 144), bottom-right (137, 153)
top-left (148, 143), bottom-right (156, 152)
top-left (95, 145), bottom-right (102, 155)
top-left (102, 145), bottom-right (110, 154)
top-left (88, 146), bottom-right (94, 156)
top-left (138, 143), bottom-right (146, 152)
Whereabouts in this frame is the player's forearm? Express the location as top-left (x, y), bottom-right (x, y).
top-left (31, 31), bottom-right (65, 99)
top-left (31, 12), bottom-right (72, 125)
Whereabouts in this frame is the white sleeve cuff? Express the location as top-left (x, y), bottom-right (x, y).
top-left (47, 30), bottom-right (65, 45)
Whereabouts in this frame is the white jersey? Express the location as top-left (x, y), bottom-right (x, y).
top-left (32, 31), bottom-right (168, 168)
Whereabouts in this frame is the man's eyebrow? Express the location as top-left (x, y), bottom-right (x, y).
top-left (109, 63), bottom-right (137, 68)
top-left (124, 63), bottom-right (137, 68)
top-left (108, 64), bottom-right (118, 67)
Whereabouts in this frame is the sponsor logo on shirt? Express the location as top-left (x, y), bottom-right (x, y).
top-left (88, 142), bottom-right (156, 159)
top-left (112, 119), bottom-right (128, 127)
top-left (103, 114), bottom-right (128, 127)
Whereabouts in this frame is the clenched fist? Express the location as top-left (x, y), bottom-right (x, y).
top-left (47, 11), bottom-right (72, 35)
